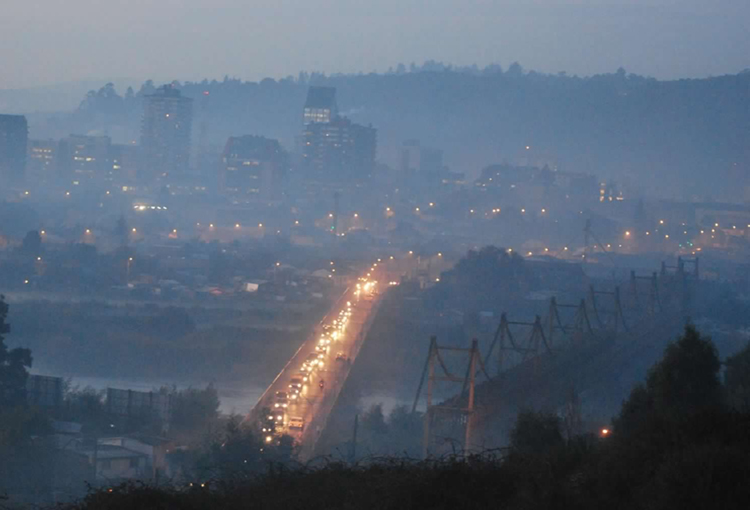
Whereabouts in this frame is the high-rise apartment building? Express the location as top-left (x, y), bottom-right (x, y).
top-left (301, 116), bottom-right (376, 180)
top-left (140, 85), bottom-right (193, 180)
top-left (300, 86), bottom-right (377, 181)
top-left (27, 139), bottom-right (57, 182)
top-left (0, 114), bottom-right (28, 183)
top-left (57, 134), bottom-right (112, 183)
top-left (399, 140), bottom-right (443, 174)
top-left (302, 86), bottom-right (337, 125)
top-left (351, 123), bottom-right (377, 177)
top-left (109, 143), bottom-right (140, 182)
top-left (220, 135), bottom-right (286, 201)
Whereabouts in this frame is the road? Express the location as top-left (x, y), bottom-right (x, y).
top-left (246, 258), bottom-right (414, 459)
top-left (244, 251), bottom-right (445, 459)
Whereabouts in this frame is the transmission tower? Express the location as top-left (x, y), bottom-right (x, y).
top-left (412, 337), bottom-right (487, 457)
top-left (588, 284), bottom-right (628, 334)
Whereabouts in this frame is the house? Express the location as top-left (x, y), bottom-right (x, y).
top-left (72, 444), bottom-right (149, 481)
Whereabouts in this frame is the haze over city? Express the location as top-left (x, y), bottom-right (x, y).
top-left (0, 1), bottom-right (749, 509)
top-left (2, 0), bottom-right (749, 90)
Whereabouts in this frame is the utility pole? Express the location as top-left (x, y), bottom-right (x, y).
top-left (350, 413), bottom-right (359, 463)
top-left (333, 191), bottom-right (340, 237)
top-left (464, 339), bottom-right (478, 451)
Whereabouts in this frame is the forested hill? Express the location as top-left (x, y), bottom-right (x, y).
top-left (36, 64), bottom-right (750, 199)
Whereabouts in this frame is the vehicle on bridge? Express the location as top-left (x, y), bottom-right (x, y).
top-left (335, 352), bottom-right (348, 362)
top-left (295, 372), bottom-right (310, 383)
top-left (305, 353), bottom-right (321, 366)
top-left (274, 391), bottom-right (289, 408)
top-left (261, 407), bottom-right (277, 438)
top-left (289, 377), bottom-right (303, 394)
top-left (274, 410), bottom-right (285, 424)
top-left (288, 416), bottom-right (305, 431)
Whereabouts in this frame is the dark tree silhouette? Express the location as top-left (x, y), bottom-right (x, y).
top-left (0, 296), bottom-right (32, 407)
top-left (725, 342), bottom-right (750, 411)
top-left (509, 410), bottom-right (564, 456)
top-left (21, 230), bottom-right (42, 257)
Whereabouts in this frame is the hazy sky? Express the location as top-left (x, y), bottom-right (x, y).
top-left (2, 0), bottom-right (748, 89)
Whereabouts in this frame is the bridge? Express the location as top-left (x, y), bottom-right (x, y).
top-left (245, 256), bottom-right (419, 459)
top-left (412, 257), bottom-right (700, 456)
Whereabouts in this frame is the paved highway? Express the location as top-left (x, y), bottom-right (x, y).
top-left (246, 273), bottom-right (382, 459)
top-left (245, 253), bottom-right (439, 458)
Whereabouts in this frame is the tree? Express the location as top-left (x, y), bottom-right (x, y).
top-left (427, 246), bottom-right (532, 312)
top-left (0, 296), bottom-right (32, 407)
top-left (646, 324), bottom-right (722, 420)
top-left (61, 385), bottom-right (142, 436)
top-left (386, 406), bottom-right (422, 457)
top-left (169, 385), bottom-right (220, 441)
top-left (615, 325), bottom-right (722, 437)
top-left (361, 404), bottom-right (388, 435)
top-left (21, 230), bottom-right (42, 257)
top-left (506, 62), bottom-right (524, 77)
top-left (114, 215), bottom-right (129, 247)
top-left (724, 342), bottom-right (750, 411)
top-left (194, 417), bottom-right (293, 481)
top-left (509, 410), bottom-right (564, 456)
